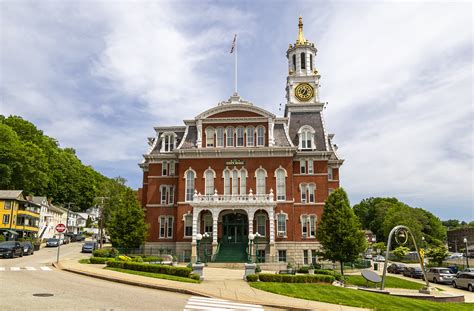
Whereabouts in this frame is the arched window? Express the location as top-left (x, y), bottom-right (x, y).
top-left (204, 169), bottom-right (215, 195)
top-left (275, 168), bottom-right (286, 201)
top-left (298, 126), bottom-right (315, 150)
top-left (310, 54), bottom-right (313, 70)
top-left (223, 169), bottom-right (231, 195)
top-left (300, 183), bottom-right (307, 203)
top-left (185, 170), bottom-right (195, 201)
top-left (240, 168), bottom-right (247, 194)
top-left (257, 126), bottom-right (265, 146)
top-left (292, 54), bottom-right (296, 71)
top-left (246, 126), bottom-right (255, 147)
top-left (216, 127), bottom-right (224, 147)
top-left (301, 52), bottom-right (306, 69)
top-left (301, 214), bottom-right (317, 238)
top-left (256, 213), bottom-right (266, 236)
top-left (205, 127), bottom-right (215, 147)
top-left (308, 183), bottom-right (316, 203)
top-left (236, 127), bottom-right (244, 147)
top-left (277, 213), bottom-right (287, 237)
top-left (232, 169), bottom-right (239, 195)
top-left (203, 214), bottom-right (213, 234)
top-left (256, 168), bottom-right (266, 195)
top-left (226, 127), bottom-right (234, 147)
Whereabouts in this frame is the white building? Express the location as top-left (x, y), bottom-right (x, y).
top-left (34, 197), bottom-right (67, 239)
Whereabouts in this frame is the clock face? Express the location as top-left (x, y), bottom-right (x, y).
top-left (295, 83), bottom-right (314, 102)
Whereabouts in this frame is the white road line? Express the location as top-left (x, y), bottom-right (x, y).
top-left (184, 296), bottom-right (264, 310)
top-left (0, 267), bottom-right (5, 271)
top-left (10, 267), bottom-right (21, 271)
top-left (40, 266), bottom-right (52, 271)
top-left (25, 267), bottom-right (37, 271)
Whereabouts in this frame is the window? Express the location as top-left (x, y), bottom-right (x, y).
top-left (298, 126), bottom-right (315, 150)
top-left (205, 169), bottom-right (214, 195)
top-left (184, 214), bottom-right (193, 237)
top-left (256, 169), bottom-right (266, 195)
top-left (167, 217), bottom-right (173, 238)
top-left (303, 250), bottom-right (309, 265)
top-left (302, 215), bottom-right (317, 238)
top-left (301, 52), bottom-right (306, 69)
top-left (328, 188), bottom-right (335, 195)
top-left (216, 127), bottom-right (224, 147)
top-left (162, 134), bottom-right (175, 152)
top-left (277, 214), bottom-right (286, 237)
top-left (302, 215), bottom-right (308, 236)
top-left (308, 160), bottom-right (314, 174)
top-left (160, 186), bottom-right (167, 204)
top-left (236, 127), bottom-right (244, 147)
top-left (2, 214), bottom-right (9, 224)
top-left (300, 183), bottom-right (307, 203)
top-left (223, 169), bottom-right (231, 195)
top-left (310, 54), bottom-right (313, 70)
top-left (308, 184), bottom-right (315, 203)
top-left (256, 250), bottom-right (265, 263)
top-left (169, 161), bottom-right (175, 176)
top-left (226, 127), bottom-right (234, 147)
top-left (185, 170), bottom-right (195, 201)
top-left (300, 160), bottom-right (306, 174)
top-left (239, 168), bottom-right (247, 194)
top-left (160, 186), bottom-right (175, 205)
top-left (246, 127), bottom-right (254, 147)
top-left (203, 214), bottom-right (213, 234)
top-left (205, 127), bottom-right (214, 147)
top-left (232, 170), bottom-right (239, 195)
top-left (159, 216), bottom-right (173, 238)
top-left (311, 250), bottom-right (318, 265)
top-left (309, 215), bottom-right (316, 237)
top-left (292, 54), bottom-right (296, 71)
top-left (257, 126), bottom-right (265, 146)
top-left (328, 167), bottom-right (333, 180)
top-left (256, 214), bottom-right (266, 236)
top-left (169, 187), bottom-right (175, 205)
top-left (276, 168), bottom-right (286, 200)
top-left (4, 201), bottom-right (12, 210)
top-left (162, 161), bottom-right (168, 176)
top-left (159, 216), bottom-right (166, 238)
top-left (278, 250), bottom-right (287, 262)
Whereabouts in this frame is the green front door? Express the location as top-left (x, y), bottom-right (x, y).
top-left (222, 213), bottom-right (248, 244)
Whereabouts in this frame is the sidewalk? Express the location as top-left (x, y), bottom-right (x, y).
top-left (55, 260), bottom-right (367, 311)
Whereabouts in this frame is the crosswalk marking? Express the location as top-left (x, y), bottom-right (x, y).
top-left (40, 266), bottom-right (52, 271)
top-left (184, 296), bottom-right (264, 311)
top-left (10, 267), bottom-right (21, 271)
top-left (0, 266), bottom-right (52, 272)
top-left (0, 267), bottom-right (5, 271)
top-left (26, 267), bottom-right (36, 271)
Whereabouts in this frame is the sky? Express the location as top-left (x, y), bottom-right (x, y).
top-left (1, 0), bottom-right (472, 221)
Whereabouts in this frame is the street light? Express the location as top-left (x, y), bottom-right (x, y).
top-left (248, 233), bottom-right (255, 263)
top-left (254, 232), bottom-right (261, 262)
top-left (464, 237), bottom-right (469, 269)
top-left (196, 233), bottom-right (203, 264)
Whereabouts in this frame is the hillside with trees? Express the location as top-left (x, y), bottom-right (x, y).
top-left (0, 115), bottom-right (121, 211)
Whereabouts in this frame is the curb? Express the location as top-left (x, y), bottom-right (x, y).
top-left (52, 262), bottom-right (309, 310)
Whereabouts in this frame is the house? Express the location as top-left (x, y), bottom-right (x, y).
top-left (0, 190), bottom-right (40, 240)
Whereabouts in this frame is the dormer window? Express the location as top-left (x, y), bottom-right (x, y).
top-left (161, 132), bottom-right (176, 152)
top-left (298, 126), bottom-right (315, 150)
top-left (216, 127), bottom-right (224, 147)
top-left (205, 127), bottom-right (215, 147)
top-left (256, 126), bottom-right (265, 146)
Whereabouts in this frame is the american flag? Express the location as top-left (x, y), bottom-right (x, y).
top-left (230, 34), bottom-right (237, 53)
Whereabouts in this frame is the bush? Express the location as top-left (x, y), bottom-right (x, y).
top-left (117, 255), bottom-right (132, 261)
top-left (189, 273), bottom-right (201, 281)
top-left (246, 274), bottom-right (259, 282)
top-left (90, 257), bottom-right (115, 264)
top-left (142, 256), bottom-right (162, 262)
top-left (93, 249), bottom-right (110, 258)
top-left (132, 256), bottom-right (144, 262)
top-left (258, 273), bottom-right (334, 284)
top-left (255, 264), bottom-right (261, 273)
top-left (314, 269), bottom-right (343, 281)
top-left (107, 261), bottom-right (192, 278)
top-left (298, 266), bottom-right (309, 274)
top-left (109, 248), bottom-right (119, 257)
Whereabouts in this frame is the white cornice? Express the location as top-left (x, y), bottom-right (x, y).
top-left (196, 103), bottom-right (275, 120)
top-left (154, 126), bottom-right (186, 132)
top-left (202, 117), bottom-right (269, 124)
top-left (176, 147), bottom-right (297, 159)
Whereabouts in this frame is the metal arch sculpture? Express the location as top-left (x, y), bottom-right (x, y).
top-left (381, 225), bottom-right (430, 290)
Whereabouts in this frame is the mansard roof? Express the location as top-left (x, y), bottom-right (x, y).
top-left (288, 111), bottom-right (328, 151)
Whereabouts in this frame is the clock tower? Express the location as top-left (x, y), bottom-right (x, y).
top-left (285, 17), bottom-right (322, 109)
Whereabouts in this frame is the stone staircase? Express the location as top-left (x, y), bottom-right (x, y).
top-left (213, 243), bottom-right (247, 263)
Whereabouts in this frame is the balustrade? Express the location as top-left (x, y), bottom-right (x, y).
top-left (192, 189), bottom-right (274, 204)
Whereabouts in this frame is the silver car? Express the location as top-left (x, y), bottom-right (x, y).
top-left (425, 267), bottom-right (455, 284)
top-left (452, 272), bottom-right (474, 292)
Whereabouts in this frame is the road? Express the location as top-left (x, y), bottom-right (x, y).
top-left (0, 242), bottom-right (191, 310)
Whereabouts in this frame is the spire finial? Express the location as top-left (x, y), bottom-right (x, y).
top-left (296, 16), bottom-right (306, 45)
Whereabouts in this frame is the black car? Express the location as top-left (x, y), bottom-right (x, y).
top-left (75, 235), bottom-right (85, 242)
top-left (0, 241), bottom-right (23, 258)
top-left (403, 266), bottom-right (424, 279)
top-left (82, 241), bottom-right (97, 253)
top-left (387, 263), bottom-right (406, 274)
top-left (46, 238), bottom-right (60, 247)
top-left (20, 241), bottom-right (34, 256)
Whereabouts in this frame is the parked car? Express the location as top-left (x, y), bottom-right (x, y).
top-left (365, 254), bottom-right (373, 260)
top-left (20, 241), bottom-right (34, 256)
top-left (447, 265), bottom-right (459, 274)
top-left (75, 234), bottom-right (85, 242)
top-left (387, 263), bottom-right (406, 274)
top-left (81, 241), bottom-right (98, 253)
top-left (448, 253), bottom-right (464, 259)
top-left (46, 238), bottom-right (60, 247)
top-left (0, 241), bottom-right (23, 258)
top-left (426, 267), bottom-right (455, 284)
top-left (403, 266), bottom-right (424, 279)
top-left (452, 272), bottom-right (474, 292)
top-left (374, 255), bottom-right (385, 262)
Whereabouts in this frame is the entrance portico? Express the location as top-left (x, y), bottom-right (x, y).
top-left (190, 189), bottom-right (276, 262)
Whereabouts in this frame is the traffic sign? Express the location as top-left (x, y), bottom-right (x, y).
top-left (55, 223), bottom-right (66, 233)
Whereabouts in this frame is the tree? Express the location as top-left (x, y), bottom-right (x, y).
top-left (106, 187), bottom-right (148, 249)
top-left (85, 216), bottom-right (93, 228)
top-left (392, 246), bottom-right (410, 260)
top-left (317, 188), bottom-right (367, 276)
top-left (426, 246), bottom-right (449, 266)
top-left (373, 242), bottom-right (386, 253)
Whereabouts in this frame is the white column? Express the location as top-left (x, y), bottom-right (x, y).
top-left (268, 118), bottom-right (275, 147)
top-left (212, 209), bottom-right (219, 255)
top-left (196, 120), bottom-right (202, 148)
top-left (268, 208), bottom-right (275, 244)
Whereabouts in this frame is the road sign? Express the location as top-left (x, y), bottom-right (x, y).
top-left (55, 223), bottom-right (66, 233)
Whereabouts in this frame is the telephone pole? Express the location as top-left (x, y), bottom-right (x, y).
top-left (63, 202), bottom-right (74, 233)
top-left (95, 197), bottom-right (108, 249)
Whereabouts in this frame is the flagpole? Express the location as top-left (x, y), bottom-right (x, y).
top-left (234, 35), bottom-right (238, 94)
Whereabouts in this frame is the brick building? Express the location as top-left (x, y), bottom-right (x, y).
top-left (138, 18), bottom-right (344, 264)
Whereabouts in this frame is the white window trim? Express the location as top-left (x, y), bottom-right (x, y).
top-left (239, 168), bottom-right (247, 194)
top-left (204, 167), bottom-right (216, 195)
top-left (184, 168), bottom-right (197, 202)
top-left (236, 127), bottom-right (245, 147)
top-left (225, 127), bottom-right (234, 147)
top-left (274, 166), bottom-right (287, 201)
top-left (256, 213), bottom-right (267, 237)
top-left (300, 214), bottom-right (317, 238)
top-left (255, 167), bottom-right (267, 195)
top-left (205, 127), bottom-right (215, 147)
top-left (256, 126), bottom-right (266, 147)
top-left (276, 212), bottom-right (288, 238)
top-left (216, 127), bottom-right (225, 147)
top-left (183, 213), bottom-right (193, 238)
top-left (297, 125), bottom-right (315, 150)
top-left (246, 126), bottom-right (255, 147)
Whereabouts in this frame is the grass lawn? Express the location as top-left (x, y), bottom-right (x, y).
top-left (105, 267), bottom-right (200, 284)
top-left (78, 258), bottom-right (90, 264)
top-left (250, 283), bottom-right (472, 311)
top-left (346, 275), bottom-right (422, 290)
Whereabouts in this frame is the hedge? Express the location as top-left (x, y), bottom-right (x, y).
top-left (90, 257), bottom-right (115, 264)
top-left (142, 256), bottom-right (162, 262)
top-left (258, 273), bottom-right (334, 283)
top-left (93, 249), bottom-right (110, 258)
top-left (313, 269), bottom-right (342, 281)
top-left (106, 261), bottom-right (192, 278)
top-left (246, 274), bottom-right (259, 282)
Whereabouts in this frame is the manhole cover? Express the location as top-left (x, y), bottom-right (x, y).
top-left (33, 293), bottom-right (54, 297)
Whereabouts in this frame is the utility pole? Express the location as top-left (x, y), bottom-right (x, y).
top-left (95, 197), bottom-right (108, 249)
top-left (64, 203), bottom-right (74, 234)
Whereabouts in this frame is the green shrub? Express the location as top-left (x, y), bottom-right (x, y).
top-left (298, 265), bottom-right (309, 274)
top-left (109, 248), bottom-right (119, 257)
top-left (189, 273), bottom-right (201, 281)
top-left (117, 255), bottom-right (132, 261)
top-left (90, 257), bottom-right (115, 264)
top-left (93, 249), bottom-right (110, 258)
top-left (258, 273), bottom-right (334, 284)
top-left (246, 274), bottom-right (259, 282)
top-left (107, 261), bottom-right (192, 278)
top-left (255, 264), bottom-right (261, 273)
top-left (314, 269), bottom-right (342, 281)
top-left (132, 256), bottom-right (144, 262)
top-left (142, 256), bottom-right (162, 262)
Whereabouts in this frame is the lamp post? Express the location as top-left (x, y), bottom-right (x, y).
top-left (196, 233), bottom-right (203, 264)
top-left (464, 237), bottom-right (469, 269)
top-left (202, 232), bottom-right (210, 262)
top-left (248, 233), bottom-right (255, 263)
top-left (254, 232), bottom-right (261, 263)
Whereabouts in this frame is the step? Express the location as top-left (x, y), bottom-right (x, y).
top-left (206, 262), bottom-right (247, 269)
